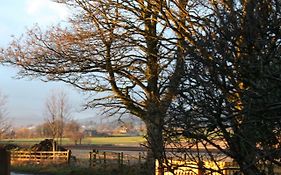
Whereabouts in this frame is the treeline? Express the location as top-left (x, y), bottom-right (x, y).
top-left (4, 118), bottom-right (145, 142)
top-left (4, 120), bottom-right (83, 143)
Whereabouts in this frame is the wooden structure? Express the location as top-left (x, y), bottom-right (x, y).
top-left (0, 148), bottom-right (10, 175)
top-left (10, 150), bottom-right (71, 165)
top-left (155, 160), bottom-right (239, 175)
top-left (156, 160), bottom-right (281, 175)
top-left (89, 150), bottom-right (144, 168)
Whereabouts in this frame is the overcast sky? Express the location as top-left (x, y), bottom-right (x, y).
top-left (0, 0), bottom-right (97, 127)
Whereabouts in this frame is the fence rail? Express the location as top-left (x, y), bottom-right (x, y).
top-left (89, 150), bottom-right (145, 168)
top-left (10, 150), bottom-right (71, 164)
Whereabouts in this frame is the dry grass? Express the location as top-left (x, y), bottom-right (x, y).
top-left (0, 136), bottom-right (145, 147)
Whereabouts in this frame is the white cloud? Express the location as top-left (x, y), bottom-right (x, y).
top-left (25, 0), bottom-right (69, 25)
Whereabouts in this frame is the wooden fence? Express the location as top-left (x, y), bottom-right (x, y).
top-left (87, 149), bottom-right (281, 175)
top-left (157, 160), bottom-right (281, 175)
top-left (89, 150), bottom-right (145, 168)
top-left (155, 160), bottom-right (240, 175)
top-left (10, 150), bottom-right (71, 164)
top-left (89, 150), bottom-right (240, 174)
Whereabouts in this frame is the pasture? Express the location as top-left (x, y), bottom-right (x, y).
top-left (0, 136), bottom-right (145, 147)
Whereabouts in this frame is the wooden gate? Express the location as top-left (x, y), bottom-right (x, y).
top-left (10, 150), bottom-right (71, 164)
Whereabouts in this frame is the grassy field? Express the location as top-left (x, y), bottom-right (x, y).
top-left (12, 163), bottom-right (148, 175)
top-left (84, 136), bottom-right (145, 145)
top-left (0, 136), bottom-right (145, 146)
top-left (7, 136), bottom-right (147, 175)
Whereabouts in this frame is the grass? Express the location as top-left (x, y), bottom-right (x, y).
top-left (11, 163), bottom-right (148, 175)
top-left (12, 164), bottom-right (100, 175)
top-left (7, 136), bottom-right (148, 175)
top-left (83, 136), bottom-right (145, 145)
top-left (0, 136), bottom-right (145, 147)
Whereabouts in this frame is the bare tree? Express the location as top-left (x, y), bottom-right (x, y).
top-left (161, 0), bottom-right (281, 174)
top-left (36, 122), bottom-right (53, 138)
top-left (44, 90), bottom-right (71, 151)
top-left (0, 91), bottom-right (10, 139)
top-left (0, 1), bottom-right (187, 174)
top-left (64, 120), bottom-right (84, 145)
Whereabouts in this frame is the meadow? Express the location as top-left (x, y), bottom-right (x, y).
top-left (6, 136), bottom-right (148, 175)
top-left (0, 136), bottom-right (145, 147)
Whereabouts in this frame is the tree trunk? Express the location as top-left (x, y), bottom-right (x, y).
top-left (52, 139), bottom-right (56, 152)
top-left (144, 116), bottom-right (165, 175)
top-left (236, 150), bottom-right (259, 174)
top-left (234, 124), bottom-right (261, 175)
top-left (239, 163), bottom-right (261, 175)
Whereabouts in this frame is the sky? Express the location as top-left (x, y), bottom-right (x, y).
top-left (0, 0), bottom-right (97, 127)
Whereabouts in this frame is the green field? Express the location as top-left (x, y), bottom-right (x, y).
top-left (0, 136), bottom-right (145, 146)
top-left (84, 136), bottom-right (145, 145)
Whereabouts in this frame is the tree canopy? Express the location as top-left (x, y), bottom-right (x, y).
top-left (1, 0), bottom-right (281, 174)
top-left (164, 0), bottom-right (281, 174)
top-left (1, 0), bottom-right (186, 174)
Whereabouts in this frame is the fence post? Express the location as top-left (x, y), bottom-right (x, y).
top-left (89, 151), bottom-right (92, 167)
top-left (67, 150), bottom-right (71, 165)
top-left (0, 148), bottom-right (10, 175)
top-left (138, 152), bottom-right (142, 171)
top-left (121, 152), bottom-right (124, 167)
top-left (103, 152), bottom-right (106, 169)
top-left (118, 153), bottom-right (121, 168)
top-left (138, 152), bottom-right (142, 168)
top-left (94, 150), bottom-right (97, 167)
